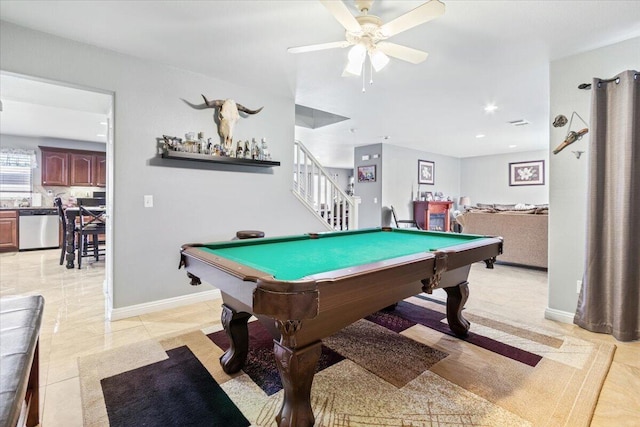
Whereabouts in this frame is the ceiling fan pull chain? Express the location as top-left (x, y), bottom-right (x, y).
top-left (362, 63), bottom-right (366, 92)
top-left (370, 58), bottom-right (374, 86)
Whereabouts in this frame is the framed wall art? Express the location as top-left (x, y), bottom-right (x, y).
top-left (509, 160), bottom-right (545, 186)
top-left (418, 160), bottom-right (435, 185)
top-left (357, 165), bottom-right (376, 182)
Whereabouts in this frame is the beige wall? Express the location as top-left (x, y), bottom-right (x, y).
top-left (460, 150), bottom-right (549, 206)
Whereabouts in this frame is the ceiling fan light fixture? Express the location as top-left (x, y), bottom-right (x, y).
top-left (344, 44), bottom-right (367, 76)
top-left (343, 60), bottom-right (363, 76)
top-left (368, 48), bottom-right (389, 72)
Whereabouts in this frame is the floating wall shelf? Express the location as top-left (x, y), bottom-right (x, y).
top-left (160, 150), bottom-right (280, 167)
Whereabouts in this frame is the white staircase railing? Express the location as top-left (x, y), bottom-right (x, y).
top-left (293, 140), bottom-right (360, 231)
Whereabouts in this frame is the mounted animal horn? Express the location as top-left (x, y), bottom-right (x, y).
top-left (197, 95), bottom-right (264, 152)
top-left (236, 103), bottom-right (264, 115)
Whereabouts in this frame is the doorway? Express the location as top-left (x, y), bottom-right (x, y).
top-left (0, 70), bottom-right (115, 317)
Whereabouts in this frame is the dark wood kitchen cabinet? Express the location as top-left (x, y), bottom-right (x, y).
top-left (70, 152), bottom-right (94, 186)
top-left (41, 148), bottom-right (69, 186)
top-left (40, 147), bottom-right (106, 187)
top-left (0, 210), bottom-right (18, 252)
top-left (94, 154), bottom-right (107, 187)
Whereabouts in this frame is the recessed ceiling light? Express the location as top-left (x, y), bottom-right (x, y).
top-left (484, 104), bottom-right (498, 113)
top-left (96, 134), bottom-right (106, 137)
top-left (476, 134), bottom-right (485, 138)
top-left (100, 122), bottom-right (107, 125)
top-left (508, 144), bottom-right (517, 148)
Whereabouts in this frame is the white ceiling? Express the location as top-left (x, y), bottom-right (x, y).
top-left (1, 1), bottom-right (639, 168)
top-left (0, 73), bottom-right (112, 143)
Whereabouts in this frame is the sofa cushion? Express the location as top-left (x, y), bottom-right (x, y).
top-left (494, 204), bottom-right (516, 210)
top-left (497, 208), bottom-right (538, 214)
top-left (0, 295), bottom-right (44, 427)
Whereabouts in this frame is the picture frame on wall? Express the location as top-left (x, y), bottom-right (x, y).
top-left (357, 165), bottom-right (376, 182)
top-left (418, 160), bottom-right (435, 185)
top-left (509, 160), bottom-right (545, 186)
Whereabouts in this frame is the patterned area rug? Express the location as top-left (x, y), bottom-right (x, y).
top-left (78, 295), bottom-right (615, 426)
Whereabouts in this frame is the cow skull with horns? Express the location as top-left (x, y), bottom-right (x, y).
top-left (198, 96), bottom-right (263, 152)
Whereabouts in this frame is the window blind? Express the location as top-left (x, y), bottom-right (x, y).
top-left (0, 151), bottom-right (33, 193)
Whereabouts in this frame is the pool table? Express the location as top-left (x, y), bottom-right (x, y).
top-left (179, 227), bottom-right (502, 427)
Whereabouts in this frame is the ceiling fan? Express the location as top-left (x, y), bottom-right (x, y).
top-left (288, 0), bottom-right (445, 77)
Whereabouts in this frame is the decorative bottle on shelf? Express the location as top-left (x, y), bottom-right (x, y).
top-left (261, 138), bottom-right (270, 160)
top-left (198, 132), bottom-right (207, 154)
top-left (244, 140), bottom-right (251, 159)
top-left (236, 141), bottom-right (244, 158)
top-left (251, 138), bottom-right (259, 160)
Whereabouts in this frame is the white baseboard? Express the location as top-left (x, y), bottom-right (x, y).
top-left (110, 289), bottom-right (221, 321)
top-left (544, 307), bottom-right (575, 324)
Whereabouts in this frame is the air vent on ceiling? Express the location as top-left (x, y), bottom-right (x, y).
top-left (295, 104), bottom-right (349, 129)
top-left (508, 119), bottom-right (530, 127)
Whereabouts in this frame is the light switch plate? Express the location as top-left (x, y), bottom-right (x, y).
top-left (144, 195), bottom-right (153, 208)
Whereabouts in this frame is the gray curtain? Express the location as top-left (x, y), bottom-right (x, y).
top-left (574, 70), bottom-right (640, 341)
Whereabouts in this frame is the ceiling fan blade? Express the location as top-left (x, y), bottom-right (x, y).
top-left (377, 42), bottom-right (428, 64)
top-left (379, 0), bottom-right (445, 37)
top-left (319, 0), bottom-right (362, 33)
top-left (288, 41), bottom-right (351, 54)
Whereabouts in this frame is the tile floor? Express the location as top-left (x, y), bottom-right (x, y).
top-left (0, 248), bottom-right (638, 426)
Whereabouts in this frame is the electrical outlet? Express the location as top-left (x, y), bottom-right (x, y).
top-left (576, 279), bottom-right (582, 293)
top-left (144, 195), bottom-right (153, 208)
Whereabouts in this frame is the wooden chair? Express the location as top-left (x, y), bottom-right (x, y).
top-left (76, 197), bottom-right (105, 207)
top-left (390, 205), bottom-right (421, 229)
top-left (76, 203), bottom-right (106, 268)
top-left (54, 197), bottom-right (71, 266)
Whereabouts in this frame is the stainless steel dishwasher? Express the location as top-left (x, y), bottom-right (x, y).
top-left (18, 208), bottom-right (60, 250)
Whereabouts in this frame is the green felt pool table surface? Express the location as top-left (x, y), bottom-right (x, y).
top-left (200, 227), bottom-right (487, 281)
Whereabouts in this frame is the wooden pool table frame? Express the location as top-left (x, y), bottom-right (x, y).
top-left (179, 227), bottom-right (502, 427)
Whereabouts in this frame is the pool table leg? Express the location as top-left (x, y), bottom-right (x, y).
top-left (219, 304), bottom-right (251, 374)
top-left (274, 340), bottom-right (321, 427)
top-left (484, 256), bottom-right (497, 269)
top-left (444, 281), bottom-right (471, 336)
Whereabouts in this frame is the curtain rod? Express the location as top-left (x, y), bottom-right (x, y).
top-left (578, 72), bottom-right (639, 90)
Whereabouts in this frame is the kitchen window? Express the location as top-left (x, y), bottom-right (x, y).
top-left (0, 148), bottom-right (35, 199)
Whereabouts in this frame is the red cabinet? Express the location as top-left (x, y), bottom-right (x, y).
top-left (413, 201), bottom-right (453, 231)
